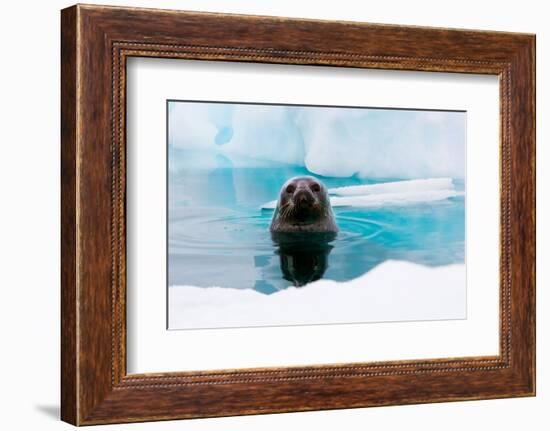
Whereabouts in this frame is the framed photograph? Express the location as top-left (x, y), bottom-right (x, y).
top-left (165, 100), bottom-right (467, 331)
top-left (61, 4), bottom-right (536, 425)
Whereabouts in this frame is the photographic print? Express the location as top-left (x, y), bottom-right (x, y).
top-left (168, 101), bottom-right (466, 330)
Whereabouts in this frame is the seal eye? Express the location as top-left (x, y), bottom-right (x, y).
top-left (311, 183), bottom-right (321, 193)
top-left (286, 184), bottom-right (296, 194)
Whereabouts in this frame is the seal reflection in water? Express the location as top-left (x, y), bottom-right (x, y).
top-left (270, 176), bottom-right (338, 287)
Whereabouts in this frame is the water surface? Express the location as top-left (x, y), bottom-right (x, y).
top-left (169, 148), bottom-right (465, 294)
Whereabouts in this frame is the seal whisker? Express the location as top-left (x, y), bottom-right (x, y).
top-left (281, 202), bottom-right (295, 220)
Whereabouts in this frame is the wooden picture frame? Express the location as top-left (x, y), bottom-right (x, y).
top-left (61, 4), bottom-right (535, 425)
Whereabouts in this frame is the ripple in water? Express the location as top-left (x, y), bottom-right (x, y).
top-left (168, 162), bottom-right (465, 294)
top-left (169, 208), bottom-right (385, 257)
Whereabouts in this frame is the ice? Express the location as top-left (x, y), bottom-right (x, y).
top-left (328, 190), bottom-right (463, 208)
top-left (168, 103), bottom-right (220, 149)
top-left (328, 178), bottom-right (455, 196)
top-left (169, 103), bottom-right (465, 179)
top-left (222, 106), bottom-right (305, 166)
top-left (169, 260), bottom-right (466, 329)
top-left (261, 177), bottom-right (461, 209)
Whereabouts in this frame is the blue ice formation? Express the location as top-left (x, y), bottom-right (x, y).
top-left (168, 102), bottom-right (465, 179)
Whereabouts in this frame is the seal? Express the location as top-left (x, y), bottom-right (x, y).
top-left (270, 176), bottom-right (338, 233)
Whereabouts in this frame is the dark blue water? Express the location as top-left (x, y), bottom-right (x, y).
top-left (168, 148), bottom-right (465, 294)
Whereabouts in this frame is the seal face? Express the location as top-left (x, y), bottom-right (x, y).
top-left (270, 176), bottom-right (338, 233)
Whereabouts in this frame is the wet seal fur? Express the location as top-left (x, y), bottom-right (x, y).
top-left (270, 176), bottom-right (338, 286)
top-left (270, 176), bottom-right (338, 233)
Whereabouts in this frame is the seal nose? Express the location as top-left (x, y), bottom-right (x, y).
top-left (294, 189), bottom-right (313, 206)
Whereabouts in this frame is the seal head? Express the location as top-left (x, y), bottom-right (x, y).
top-left (270, 176), bottom-right (338, 233)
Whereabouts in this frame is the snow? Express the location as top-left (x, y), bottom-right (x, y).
top-left (329, 190), bottom-right (463, 208)
top-left (261, 177), bottom-right (462, 209)
top-left (328, 178), bottom-right (455, 196)
top-left (169, 260), bottom-right (466, 329)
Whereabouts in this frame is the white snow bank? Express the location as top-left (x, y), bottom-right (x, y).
top-left (169, 260), bottom-right (466, 330)
top-left (328, 178), bottom-right (454, 196)
top-left (261, 178), bottom-right (462, 209)
top-left (328, 189), bottom-right (463, 208)
top-left (261, 190), bottom-right (463, 209)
